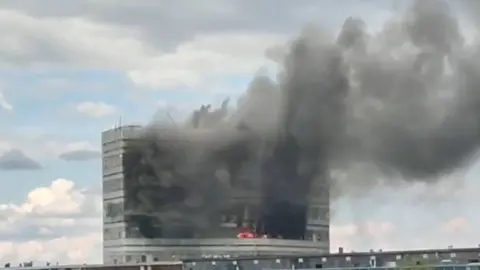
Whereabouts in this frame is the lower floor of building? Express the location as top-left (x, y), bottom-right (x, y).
top-left (103, 238), bottom-right (329, 265)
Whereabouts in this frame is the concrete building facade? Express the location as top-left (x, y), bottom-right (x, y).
top-left (102, 125), bottom-right (143, 263)
top-left (102, 125), bottom-right (330, 264)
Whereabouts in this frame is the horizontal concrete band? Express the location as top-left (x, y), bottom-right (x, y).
top-left (104, 238), bottom-right (329, 248)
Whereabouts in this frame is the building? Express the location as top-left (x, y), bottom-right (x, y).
top-left (102, 125), bottom-right (330, 264)
top-left (184, 247), bottom-right (480, 270)
top-left (102, 125), bottom-right (142, 264)
top-left (0, 261), bottom-right (183, 270)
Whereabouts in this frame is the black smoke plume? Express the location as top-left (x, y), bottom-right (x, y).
top-left (121, 0), bottom-right (480, 239)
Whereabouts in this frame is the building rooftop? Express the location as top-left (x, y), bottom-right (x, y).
top-left (0, 261), bottom-right (182, 270)
top-left (184, 246), bottom-right (480, 262)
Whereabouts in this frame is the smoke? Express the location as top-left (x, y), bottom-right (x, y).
top-left (121, 0), bottom-right (480, 239)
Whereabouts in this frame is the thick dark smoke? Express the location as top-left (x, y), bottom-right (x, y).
top-left (121, 0), bottom-right (480, 239)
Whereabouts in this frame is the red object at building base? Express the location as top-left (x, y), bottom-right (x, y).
top-left (237, 231), bottom-right (255, 239)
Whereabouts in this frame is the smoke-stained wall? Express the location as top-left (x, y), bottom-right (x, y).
top-left (121, 121), bottom-right (264, 239)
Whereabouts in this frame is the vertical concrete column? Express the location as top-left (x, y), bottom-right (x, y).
top-left (244, 205), bottom-right (250, 221)
top-left (242, 205), bottom-right (250, 227)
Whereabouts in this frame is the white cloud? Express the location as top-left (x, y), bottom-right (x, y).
top-left (0, 9), bottom-right (285, 90)
top-left (128, 32), bottom-right (286, 89)
top-left (0, 91), bottom-right (13, 111)
top-left (13, 179), bottom-right (85, 215)
top-left (0, 233), bottom-right (102, 266)
top-left (0, 9), bottom-right (150, 69)
top-left (75, 101), bottom-right (117, 118)
top-left (0, 179), bottom-right (101, 264)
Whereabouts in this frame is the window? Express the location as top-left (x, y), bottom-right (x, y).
top-left (103, 228), bottom-right (110, 240)
top-left (126, 224), bottom-right (142, 238)
top-left (104, 201), bottom-right (124, 223)
top-left (318, 208), bottom-right (329, 221)
top-left (102, 139), bottom-right (124, 155)
top-left (309, 207), bottom-right (329, 221)
top-left (324, 231), bottom-right (330, 240)
top-left (103, 149), bottom-right (119, 155)
top-left (103, 177), bottom-right (123, 193)
top-left (316, 230), bottom-right (329, 241)
top-left (304, 231), bottom-right (314, 241)
top-left (103, 155), bottom-right (122, 170)
top-left (309, 207), bottom-right (319, 220)
top-left (310, 188), bottom-right (329, 203)
top-left (103, 227), bottom-right (125, 240)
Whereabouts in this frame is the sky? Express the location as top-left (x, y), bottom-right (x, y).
top-left (0, 0), bottom-right (479, 265)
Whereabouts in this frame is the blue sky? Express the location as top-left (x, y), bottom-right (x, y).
top-left (1, 0), bottom-right (480, 265)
